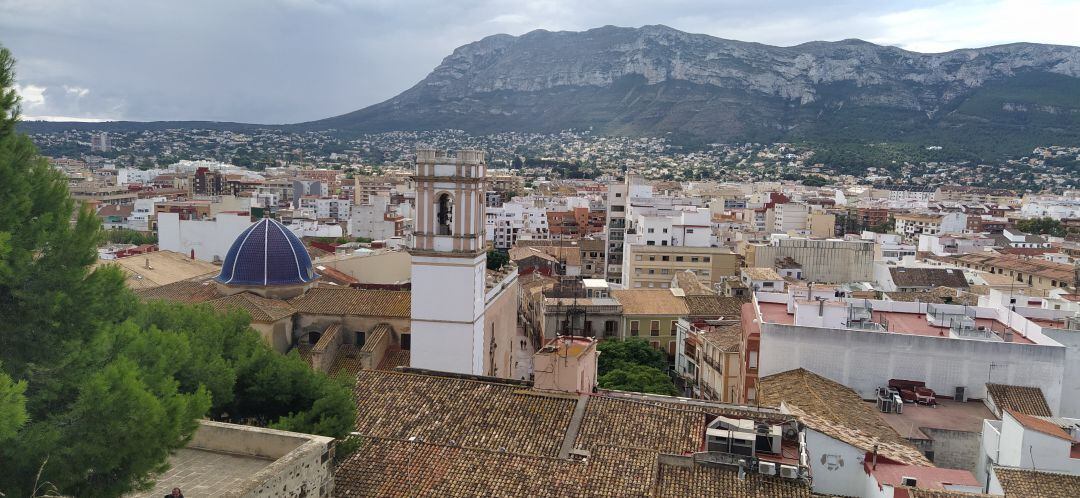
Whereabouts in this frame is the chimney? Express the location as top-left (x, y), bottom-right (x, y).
top-left (872, 444), bottom-right (879, 470)
top-left (532, 336), bottom-right (599, 394)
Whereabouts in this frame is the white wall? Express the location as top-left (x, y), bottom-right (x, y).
top-left (759, 323), bottom-right (1066, 412)
top-left (410, 253), bottom-right (486, 375)
top-left (804, 427), bottom-right (868, 497)
top-left (157, 212), bottom-right (253, 262)
top-left (1044, 327), bottom-right (1080, 418)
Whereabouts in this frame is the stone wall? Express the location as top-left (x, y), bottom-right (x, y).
top-left (923, 427), bottom-right (981, 475)
top-left (191, 420), bottom-right (336, 498)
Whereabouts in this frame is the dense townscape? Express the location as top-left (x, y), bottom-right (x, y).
top-left (16, 119), bottom-right (1080, 497)
top-left (4, 12), bottom-right (1080, 498)
top-left (28, 127), bottom-right (1080, 191)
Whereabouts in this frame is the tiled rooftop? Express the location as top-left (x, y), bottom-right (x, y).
top-left (759, 368), bottom-right (931, 466)
top-left (685, 295), bottom-right (748, 319)
top-left (289, 287), bottom-right (410, 317)
top-left (992, 466), bottom-right (1080, 498)
top-left (611, 289), bottom-right (690, 316)
top-left (136, 278), bottom-right (222, 303)
top-left (206, 292), bottom-right (296, 322)
top-left (573, 395), bottom-right (705, 454)
top-left (986, 383), bottom-right (1053, 417)
top-left (352, 370), bottom-right (575, 457)
top-left (340, 369), bottom-right (810, 497)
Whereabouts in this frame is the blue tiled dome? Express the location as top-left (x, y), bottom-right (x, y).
top-left (217, 218), bottom-right (316, 287)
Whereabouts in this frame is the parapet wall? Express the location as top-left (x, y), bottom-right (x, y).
top-left (192, 420), bottom-right (336, 498)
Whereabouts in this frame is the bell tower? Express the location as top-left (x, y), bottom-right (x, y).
top-left (410, 148), bottom-right (489, 374)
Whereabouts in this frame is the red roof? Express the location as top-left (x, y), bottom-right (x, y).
top-left (866, 459), bottom-right (980, 490)
top-left (1005, 409), bottom-right (1071, 441)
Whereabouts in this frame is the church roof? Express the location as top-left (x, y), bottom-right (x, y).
top-left (217, 218), bottom-right (316, 287)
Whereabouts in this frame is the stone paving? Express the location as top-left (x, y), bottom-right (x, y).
top-left (127, 448), bottom-right (273, 498)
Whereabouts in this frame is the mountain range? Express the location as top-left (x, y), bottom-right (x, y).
top-left (23, 25), bottom-right (1080, 158)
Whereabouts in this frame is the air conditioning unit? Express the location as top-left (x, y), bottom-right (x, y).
top-left (779, 465), bottom-right (799, 479)
top-left (758, 462), bottom-right (777, 475)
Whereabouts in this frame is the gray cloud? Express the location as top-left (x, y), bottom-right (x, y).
top-left (1, 0), bottom-right (1077, 123)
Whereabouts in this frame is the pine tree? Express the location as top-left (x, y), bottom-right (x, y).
top-left (0, 45), bottom-right (210, 497)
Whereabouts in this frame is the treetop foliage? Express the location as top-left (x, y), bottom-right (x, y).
top-left (0, 45), bottom-right (354, 497)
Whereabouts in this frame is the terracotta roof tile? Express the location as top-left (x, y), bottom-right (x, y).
top-left (611, 289), bottom-right (690, 316)
top-left (574, 395), bottom-right (705, 454)
top-left (326, 345), bottom-right (365, 379)
top-left (700, 323), bottom-right (743, 353)
top-left (1004, 409), bottom-right (1071, 440)
top-left (288, 287), bottom-right (410, 317)
top-left (340, 369), bottom-right (809, 497)
top-left (136, 279), bottom-right (222, 303)
top-left (992, 466), bottom-right (1080, 498)
top-left (376, 348), bottom-right (410, 371)
top-left (986, 383), bottom-right (1052, 417)
top-left (685, 295), bottom-right (748, 319)
top-left (889, 267), bottom-right (969, 289)
top-left (205, 292), bottom-right (296, 323)
top-left (352, 370), bottom-right (575, 457)
top-left (759, 368), bottom-right (931, 466)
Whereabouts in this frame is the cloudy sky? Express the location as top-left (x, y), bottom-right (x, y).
top-left (2, 0), bottom-right (1078, 123)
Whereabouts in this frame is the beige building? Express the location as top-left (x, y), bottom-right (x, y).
top-left (745, 237), bottom-right (874, 284)
top-left (624, 244), bottom-right (739, 290)
top-left (676, 319), bottom-right (743, 403)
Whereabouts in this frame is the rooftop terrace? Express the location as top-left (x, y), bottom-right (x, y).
top-left (757, 301), bottom-right (1036, 344)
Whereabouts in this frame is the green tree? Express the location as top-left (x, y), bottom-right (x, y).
top-left (0, 364), bottom-right (26, 442)
top-left (598, 363), bottom-right (680, 396)
top-left (134, 301), bottom-right (356, 438)
top-left (596, 338), bottom-right (668, 376)
top-left (0, 45), bottom-right (213, 496)
top-left (1015, 217), bottom-right (1067, 238)
top-left (487, 249), bottom-right (510, 270)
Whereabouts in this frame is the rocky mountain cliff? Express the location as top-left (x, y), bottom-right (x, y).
top-left (306, 25), bottom-right (1080, 155)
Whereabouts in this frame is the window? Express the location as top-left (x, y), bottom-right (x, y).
top-left (635, 255), bottom-right (642, 261)
top-left (648, 269), bottom-right (655, 275)
top-left (604, 320), bottom-right (617, 337)
top-left (647, 282), bottom-right (655, 288)
top-left (662, 228), bottom-right (668, 233)
top-left (661, 269), bottom-right (670, 275)
top-left (630, 321), bottom-right (640, 336)
top-left (634, 282), bottom-right (642, 288)
top-left (583, 320), bottom-right (593, 336)
top-left (660, 282), bottom-right (669, 288)
top-left (670, 321), bottom-right (678, 335)
top-left (401, 333), bottom-right (411, 350)
top-left (661, 240), bottom-right (668, 246)
top-left (647, 241), bottom-right (655, 246)
top-left (650, 320), bottom-right (660, 336)
top-left (686, 229), bottom-right (694, 233)
top-left (615, 193), bottom-right (622, 198)
top-left (748, 351), bottom-right (758, 369)
top-left (763, 281), bottom-right (774, 288)
top-left (703, 256), bottom-right (711, 263)
top-left (355, 331), bottom-right (366, 348)
top-left (648, 255), bottom-right (656, 261)
top-left (675, 256), bottom-right (684, 262)
top-left (650, 341), bottom-right (661, 350)
top-left (612, 205), bottom-right (624, 212)
top-left (661, 255), bottom-right (670, 261)
top-left (691, 257), bottom-right (699, 262)
top-left (647, 228), bottom-right (655, 233)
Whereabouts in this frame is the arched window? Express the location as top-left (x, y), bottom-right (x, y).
top-left (437, 193), bottom-right (453, 235)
